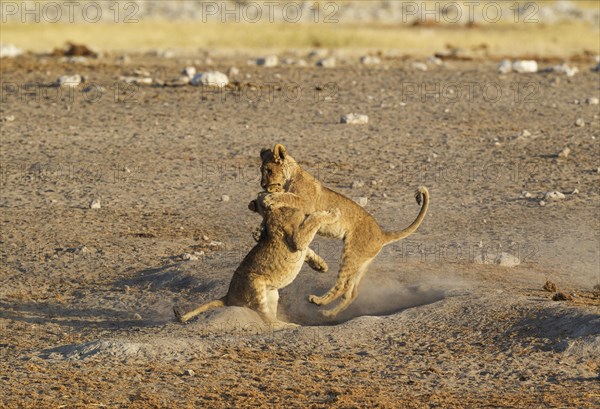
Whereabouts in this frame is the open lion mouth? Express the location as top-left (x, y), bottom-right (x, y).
top-left (266, 184), bottom-right (282, 193)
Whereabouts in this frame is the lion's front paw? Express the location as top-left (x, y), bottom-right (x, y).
top-left (325, 208), bottom-right (342, 223)
top-left (308, 294), bottom-right (325, 305)
top-left (262, 192), bottom-right (285, 210)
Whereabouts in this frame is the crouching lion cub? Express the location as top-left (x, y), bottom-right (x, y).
top-left (173, 192), bottom-right (341, 327)
top-left (260, 144), bottom-right (429, 318)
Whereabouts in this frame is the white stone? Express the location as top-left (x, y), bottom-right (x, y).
top-left (427, 56), bottom-right (443, 66)
top-left (544, 191), bottom-right (566, 201)
top-left (0, 44), bottom-right (23, 58)
top-left (548, 63), bottom-right (578, 77)
top-left (256, 56), bottom-right (278, 67)
top-left (411, 62), bottom-right (428, 71)
top-left (1, 115), bottom-right (15, 122)
top-left (575, 118), bottom-right (585, 127)
top-left (89, 199), bottom-right (101, 209)
top-left (182, 66), bottom-right (196, 78)
top-left (512, 60), bottom-right (538, 73)
top-left (572, 188), bottom-right (579, 195)
top-left (57, 74), bottom-right (82, 87)
top-left (221, 195), bottom-right (230, 202)
top-left (184, 369), bottom-right (195, 376)
top-left (355, 197), bottom-right (368, 207)
top-left (308, 49), bottom-right (329, 59)
top-left (351, 180), bottom-right (365, 189)
top-left (181, 253), bottom-right (199, 261)
top-left (586, 97), bottom-right (599, 105)
top-left (120, 76), bottom-right (152, 85)
top-left (558, 147), bottom-right (570, 158)
top-left (191, 71), bottom-right (229, 87)
top-left (227, 66), bottom-right (239, 76)
top-left (316, 57), bottom-right (336, 68)
top-left (360, 56), bottom-right (381, 65)
top-left (498, 59), bottom-right (513, 74)
top-left (133, 313), bottom-right (142, 320)
top-left (341, 113), bottom-right (369, 124)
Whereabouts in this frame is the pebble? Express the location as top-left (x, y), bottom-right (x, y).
top-left (427, 56), bottom-right (443, 66)
top-left (552, 292), bottom-right (572, 301)
top-left (547, 63), bottom-right (578, 77)
top-left (360, 56), bottom-right (381, 65)
top-left (57, 74), bottom-right (83, 87)
top-left (586, 97), bottom-right (599, 105)
top-left (227, 66), bottom-right (239, 76)
top-left (181, 253), bottom-right (199, 261)
top-left (341, 113), bottom-right (369, 124)
top-left (316, 57), bottom-right (336, 68)
top-left (519, 130), bottom-right (531, 137)
top-left (133, 313), bottom-right (142, 320)
top-left (89, 199), bottom-right (101, 209)
top-left (190, 71), bottom-right (229, 87)
top-left (182, 66), bottom-right (196, 78)
top-left (543, 280), bottom-right (557, 292)
top-left (575, 118), bottom-right (585, 127)
top-left (543, 191), bottom-right (565, 201)
top-left (1, 115), bottom-right (15, 122)
top-left (572, 188), bottom-right (579, 195)
top-left (209, 240), bottom-right (223, 247)
top-left (411, 62), bottom-right (428, 71)
top-left (522, 191), bottom-right (532, 198)
top-left (120, 76), bottom-right (153, 85)
top-left (558, 147), bottom-right (570, 158)
top-left (221, 195), bottom-right (230, 202)
top-left (256, 56), bottom-right (278, 67)
top-left (498, 59), bottom-right (512, 74)
top-left (351, 180), bottom-right (365, 189)
top-left (355, 197), bottom-right (368, 207)
top-left (512, 60), bottom-right (538, 73)
top-left (308, 49), bottom-right (329, 59)
top-left (0, 44), bottom-right (23, 58)
top-left (539, 200), bottom-right (546, 206)
top-left (202, 235), bottom-right (210, 241)
top-left (184, 369), bottom-right (195, 376)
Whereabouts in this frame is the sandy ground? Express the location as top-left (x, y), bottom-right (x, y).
top-left (1, 52), bottom-right (599, 408)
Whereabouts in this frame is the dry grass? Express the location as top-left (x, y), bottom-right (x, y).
top-left (2, 20), bottom-right (598, 57)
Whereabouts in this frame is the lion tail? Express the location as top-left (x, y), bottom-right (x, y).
top-left (383, 186), bottom-right (429, 244)
top-left (173, 296), bottom-right (226, 323)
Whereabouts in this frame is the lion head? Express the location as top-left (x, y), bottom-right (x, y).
top-left (259, 144), bottom-right (296, 193)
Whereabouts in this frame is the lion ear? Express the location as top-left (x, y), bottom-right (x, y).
top-left (273, 144), bottom-right (287, 160)
top-left (260, 148), bottom-right (271, 161)
top-left (248, 200), bottom-right (258, 212)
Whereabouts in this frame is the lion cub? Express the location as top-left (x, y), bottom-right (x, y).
top-left (173, 192), bottom-right (340, 326)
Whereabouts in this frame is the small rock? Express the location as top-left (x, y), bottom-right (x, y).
top-left (360, 56), bottom-right (381, 65)
top-left (547, 63), bottom-right (578, 77)
top-left (519, 130), bottom-right (531, 138)
top-left (0, 44), bottom-right (23, 58)
top-left (256, 56), bottom-right (278, 67)
top-left (296, 59), bottom-right (307, 67)
top-left (351, 180), bottom-right (365, 189)
top-left (308, 49), bottom-right (329, 59)
top-left (1, 115), bottom-right (15, 122)
top-left (316, 57), bottom-right (336, 68)
top-left (181, 253), bottom-right (199, 261)
top-left (190, 71), bottom-right (229, 87)
top-left (552, 292), bottom-right (572, 301)
top-left (558, 147), bottom-right (570, 158)
top-left (341, 113), bottom-right (369, 124)
top-left (221, 195), bottom-right (230, 202)
top-left (572, 188), bottom-right (579, 195)
top-left (411, 62), bottom-right (428, 71)
top-left (227, 66), bottom-right (239, 76)
top-left (522, 191), bottom-right (532, 198)
top-left (512, 60), bottom-right (538, 73)
top-left (89, 199), bottom-right (101, 209)
top-left (133, 313), bottom-right (142, 320)
top-left (544, 191), bottom-right (565, 201)
top-left (498, 59), bottom-right (512, 74)
top-left (56, 74), bottom-right (83, 87)
top-left (539, 200), bottom-right (546, 206)
top-left (120, 76), bottom-right (152, 85)
top-left (182, 66), bottom-right (196, 78)
top-left (355, 197), bottom-right (368, 207)
top-left (202, 235), bottom-right (210, 241)
top-left (543, 280), bottom-right (557, 292)
top-left (184, 369), bottom-right (195, 376)
top-left (575, 118), bottom-right (585, 127)
top-left (427, 56), bottom-right (443, 66)
top-left (209, 240), bottom-right (223, 248)
top-left (586, 97), bottom-right (599, 105)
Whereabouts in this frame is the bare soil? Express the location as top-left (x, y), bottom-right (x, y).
top-left (1, 53), bottom-right (599, 408)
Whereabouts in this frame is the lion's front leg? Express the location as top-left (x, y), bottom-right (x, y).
top-left (292, 208), bottom-right (341, 251)
top-left (305, 247), bottom-right (328, 273)
top-left (262, 192), bottom-right (307, 210)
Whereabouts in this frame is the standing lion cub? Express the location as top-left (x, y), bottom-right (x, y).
top-left (260, 144), bottom-right (429, 317)
top-left (173, 192), bottom-right (340, 326)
